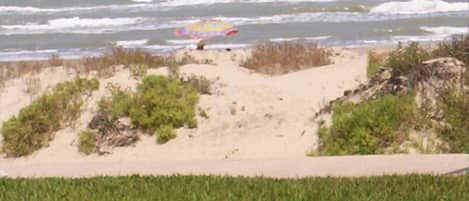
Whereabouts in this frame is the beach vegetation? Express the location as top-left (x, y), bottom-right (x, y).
top-left (316, 94), bottom-right (415, 155)
top-left (438, 88), bottom-right (469, 153)
top-left (23, 76), bottom-right (42, 101)
top-left (386, 42), bottom-right (431, 76)
top-left (129, 64), bottom-right (148, 79)
top-left (367, 51), bottom-right (386, 78)
top-left (48, 54), bottom-right (63, 67)
top-left (155, 125), bottom-right (176, 144)
top-left (96, 75), bottom-right (199, 144)
top-left (242, 42), bottom-right (331, 75)
top-left (98, 86), bottom-right (134, 120)
top-left (0, 175), bottom-right (468, 201)
top-left (198, 107), bottom-right (209, 119)
top-left (130, 75), bottom-right (199, 131)
top-left (78, 130), bottom-right (97, 155)
top-left (181, 75), bottom-right (212, 95)
top-left (1, 78), bottom-right (99, 157)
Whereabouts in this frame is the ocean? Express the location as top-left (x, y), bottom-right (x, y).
top-left (0, 0), bottom-right (468, 61)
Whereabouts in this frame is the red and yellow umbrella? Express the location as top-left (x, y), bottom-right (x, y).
top-left (175, 19), bottom-right (239, 39)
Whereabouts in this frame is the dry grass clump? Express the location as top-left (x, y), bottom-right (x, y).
top-left (81, 47), bottom-right (180, 77)
top-left (243, 42), bottom-right (331, 75)
top-left (0, 47), bottom-right (185, 87)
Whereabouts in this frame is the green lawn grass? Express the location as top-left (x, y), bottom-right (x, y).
top-left (1, 175), bottom-right (468, 201)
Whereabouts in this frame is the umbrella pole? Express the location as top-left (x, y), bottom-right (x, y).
top-left (197, 39), bottom-right (207, 50)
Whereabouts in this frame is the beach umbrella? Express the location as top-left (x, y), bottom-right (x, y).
top-left (175, 19), bottom-right (239, 50)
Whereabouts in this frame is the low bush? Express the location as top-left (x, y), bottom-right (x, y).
top-left (317, 95), bottom-right (415, 155)
top-left (386, 42), bottom-right (431, 76)
top-left (155, 125), bottom-right (176, 144)
top-left (433, 35), bottom-right (469, 85)
top-left (433, 35), bottom-right (469, 66)
top-left (98, 86), bottom-right (134, 120)
top-left (130, 75), bottom-right (199, 131)
top-left (243, 42), bottom-right (331, 74)
top-left (1, 78), bottom-right (99, 157)
top-left (95, 75), bottom-right (199, 144)
top-left (78, 130), bottom-right (97, 155)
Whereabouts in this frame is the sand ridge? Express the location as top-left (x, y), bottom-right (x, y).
top-left (0, 48), bottom-right (373, 176)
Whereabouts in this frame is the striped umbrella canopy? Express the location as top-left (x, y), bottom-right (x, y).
top-left (175, 19), bottom-right (239, 39)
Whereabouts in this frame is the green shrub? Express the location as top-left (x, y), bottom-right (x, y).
top-left (438, 89), bottom-right (469, 153)
top-left (387, 42), bottom-right (431, 76)
top-left (98, 86), bottom-right (134, 119)
top-left (367, 51), bottom-right (386, 78)
top-left (78, 130), bottom-right (97, 155)
top-left (1, 78), bottom-right (99, 157)
top-left (155, 125), bottom-right (176, 144)
top-left (130, 75), bottom-right (199, 132)
top-left (96, 75), bottom-right (199, 144)
top-left (317, 95), bottom-right (415, 155)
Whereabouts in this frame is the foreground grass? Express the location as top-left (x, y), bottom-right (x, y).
top-left (0, 175), bottom-right (467, 201)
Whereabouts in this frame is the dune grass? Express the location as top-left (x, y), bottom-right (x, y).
top-left (367, 51), bottom-right (387, 78)
top-left (243, 42), bottom-right (331, 75)
top-left (1, 78), bottom-right (99, 157)
top-left (0, 175), bottom-right (467, 201)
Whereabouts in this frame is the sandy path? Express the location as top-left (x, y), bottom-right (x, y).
top-left (1, 154), bottom-right (467, 178)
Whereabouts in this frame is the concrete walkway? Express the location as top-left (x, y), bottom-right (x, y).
top-left (1, 154), bottom-right (468, 178)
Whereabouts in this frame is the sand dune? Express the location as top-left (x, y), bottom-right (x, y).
top-left (0, 48), bottom-right (373, 176)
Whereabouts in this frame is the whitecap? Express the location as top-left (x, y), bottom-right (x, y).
top-left (269, 37), bottom-right (300, 42)
top-left (115, 39), bottom-right (149, 47)
top-left (370, 0), bottom-right (468, 14)
top-left (420, 26), bottom-right (469, 35)
top-left (166, 39), bottom-right (201, 44)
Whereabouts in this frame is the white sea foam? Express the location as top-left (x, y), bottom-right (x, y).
top-left (370, 0), bottom-right (468, 14)
top-left (160, 0), bottom-right (336, 7)
top-left (131, 0), bottom-right (153, 2)
top-left (0, 0), bottom-right (336, 15)
top-left (392, 34), bottom-right (450, 43)
top-left (269, 36), bottom-right (330, 42)
top-left (420, 26), bottom-right (469, 35)
top-left (116, 39), bottom-right (149, 47)
top-left (0, 49), bottom-right (59, 61)
top-left (269, 37), bottom-right (300, 42)
top-left (0, 6), bottom-right (57, 13)
top-left (304, 35), bottom-right (331, 40)
top-left (0, 4), bottom-right (150, 14)
top-left (176, 12), bottom-right (444, 27)
top-left (1, 17), bottom-right (146, 35)
top-left (166, 39), bottom-right (201, 44)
